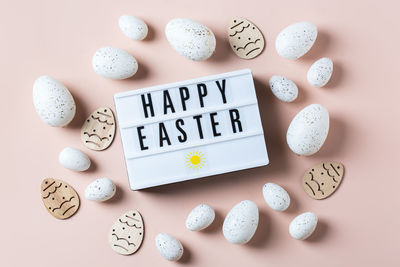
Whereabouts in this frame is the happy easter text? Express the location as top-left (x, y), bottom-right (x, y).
top-left (136, 79), bottom-right (243, 150)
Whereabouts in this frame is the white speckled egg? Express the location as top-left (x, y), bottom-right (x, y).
top-left (287, 104), bottom-right (329, 156)
top-left (33, 76), bottom-right (76, 127)
top-left (269, 76), bottom-right (298, 102)
top-left (92, 46), bottom-right (138, 79)
top-left (289, 212), bottom-right (318, 240)
top-left (85, 178), bottom-right (116, 202)
top-left (155, 233), bottom-right (184, 261)
top-left (165, 18), bottom-right (216, 61)
top-left (119, 15), bottom-right (148, 41)
top-left (222, 200), bottom-right (258, 244)
top-left (59, 147), bottom-right (90, 171)
top-left (186, 204), bottom-right (215, 231)
top-left (262, 183), bottom-right (290, 211)
top-left (307, 57), bottom-right (333, 87)
top-left (275, 21), bottom-right (317, 60)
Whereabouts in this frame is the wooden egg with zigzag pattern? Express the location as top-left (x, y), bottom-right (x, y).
top-left (302, 162), bottom-right (345, 200)
top-left (41, 178), bottom-right (80, 219)
top-left (109, 209), bottom-right (144, 255)
top-left (228, 17), bottom-right (265, 59)
top-left (81, 107), bottom-right (116, 151)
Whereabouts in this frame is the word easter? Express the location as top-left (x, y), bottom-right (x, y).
top-left (114, 69), bottom-right (268, 190)
top-left (137, 80), bottom-right (243, 150)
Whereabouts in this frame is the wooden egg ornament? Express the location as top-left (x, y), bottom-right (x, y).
top-left (228, 17), bottom-right (265, 59)
top-left (41, 178), bottom-right (80, 219)
top-left (81, 107), bottom-right (116, 151)
top-left (302, 162), bottom-right (345, 200)
top-left (109, 209), bottom-right (144, 255)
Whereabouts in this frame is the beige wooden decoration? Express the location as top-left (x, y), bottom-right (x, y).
top-left (109, 209), bottom-right (144, 255)
top-left (81, 107), bottom-right (116, 151)
top-left (302, 162), bottom-right (345, 200)
top-left (41, 178), bottom-right (80, 219)
top-left (228, 17), bottom-right (265, 59)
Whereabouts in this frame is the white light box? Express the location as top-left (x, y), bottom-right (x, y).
top-left (114, 69), bottom-right (269, 190)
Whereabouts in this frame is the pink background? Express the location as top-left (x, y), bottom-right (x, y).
top-left (1, 0), bottom-right (399, 266)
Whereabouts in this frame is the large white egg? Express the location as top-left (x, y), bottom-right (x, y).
top-left (119, 15), bottom-right (148, 41)
top-left (165, 18), bottom-right (216, 61)
top-left (155, 233), bottom-right (184, 261)
top-left (289, 212), bottom-right (318, 240)
top-left (286, 104), bottom-right (329, 156)
top-left (59, 147), bottom-right (91, 171)
top-left (85, 178), bottom-right (116, 202)
top-left (262, 183), bottom-right (290, 211)
top-left (222, 200), bottom-right (259, 244)
top-left (269, 75), bottom-right (298, 102)
top-left (275, 21), bottom-right (317, 60)
top-left (92, 46), bottom-right (138, 79)
top-left (33, 76), bottom-right (76, 127)
top-left (186, 204), bottom-right (215, 231)
top-left (307, 57), bottom-right (333, 87)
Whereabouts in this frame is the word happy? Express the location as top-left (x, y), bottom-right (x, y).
top-left (136, 79), bottom-right (243, 150)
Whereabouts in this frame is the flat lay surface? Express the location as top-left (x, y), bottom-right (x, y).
top-left (1, 0), bottom-right (399, 266)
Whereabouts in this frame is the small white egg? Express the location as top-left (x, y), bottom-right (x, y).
top-left (287, 104), bottom-right (329, 156)
top-left (275, 21), bottom-right (317, 60)
top-left (92, 46), bottom-right (138, 79)
top-left (269, 76), bottom-right (298, 102)
top-left (155, 233), bottom-right (184, 261)
top-left (186, 204), bottom-right (215, 231)
top-left (289, 212), bottom-right (318, 240)
top-left (85, 178), bottom-right (116, 202)
top-left (33, 76), bottom-right (76, 127)
top-left (307, 57), bottom-right (333, 87)
top-left (119, 15), bottom-right (148, 41)
top-left (262, 183), bottom-right (290, 211)
top-left (59, 147), bottom-right (90, 171)
top-left (222, 200), bottom-right (259, 244)
top-left (165, 18), bottom-right (216, 61)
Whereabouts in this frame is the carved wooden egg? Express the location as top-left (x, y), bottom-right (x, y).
top-left (228, 17), bottom-right (265, 59)
top-left (41, 178), bottom-right (80, 219)
top-left (81, 107), bottom-right (116, 151)
top-left (109, 209), bottom-right (144, 255)
top-left (302, 162), bottom-right (344, 200)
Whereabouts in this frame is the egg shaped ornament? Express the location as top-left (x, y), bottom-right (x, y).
top-left (92, 46), bottom-right (138, 79)
top-left (286, 104), bottom-right (329, 156)
top-left (228, 17), bottom-right (265, 59)
top-left (165, 18), bottom-right (216, 61)
top-left (303, 161), bottom-right (344, 200)
top-left (81, 107), bottom-right (116, 151)
top-left (33, 76), bottom-right (76, 127)
top-left (41, 178), bottom-right (80, 219)
top-left (109, 209), bottom-right (144, 255)
top-left (275, 21), bottom-right (317, 60)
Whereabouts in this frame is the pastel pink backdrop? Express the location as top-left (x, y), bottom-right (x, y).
top-left (1, 0), bottom-right (399, 266)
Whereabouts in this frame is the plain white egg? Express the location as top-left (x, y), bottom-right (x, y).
top-left (59, 147), bottom-right (90, 171)
top-left (155, 233), bottom-right (184, 261)
top-left (222, 200), bottom-right (259, 244)
top-left (92, 46), bottom-right (138, 79)
top-left (289, 212), bottom-right (318, 240)
top-left (307, 57), bottom-right (333, 87)
top-left (262, 183), bottom-right (290, 211)
top-left (165, 18), bottom-right (216, 61)
top-left (85, 178), bottom-right (116, 202)
top-left (119, 15), bottom-right (148, 41)
top-left (286, 104), bottom-right (329, 156)
top-left (275, 21), bottom-right (317, 60)
top-left (269, 75), bottom-right (298, 102)
top-left (33, 76), bottom-right (76, 127)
